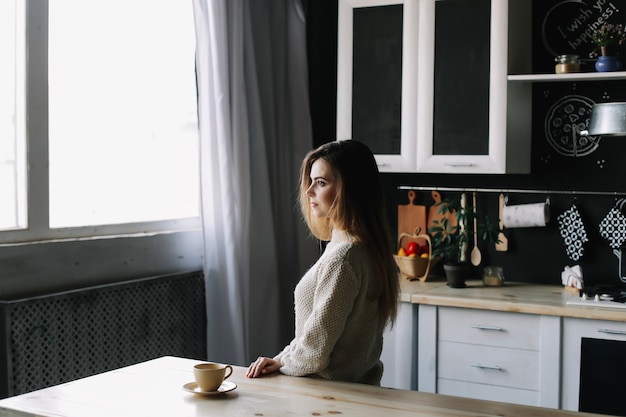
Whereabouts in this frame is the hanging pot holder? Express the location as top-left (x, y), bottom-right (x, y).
top-left (557, 204), bottom-right (589, 261)
top-left (599, 206), bottom-right (626, 248)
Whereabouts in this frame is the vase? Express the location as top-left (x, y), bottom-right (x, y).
top-left (595, 55), bottom-right (622, 72)
top-left (443, 263), bottom-right (471, 288)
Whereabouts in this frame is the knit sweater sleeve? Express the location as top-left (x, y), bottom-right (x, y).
top-left (275, 247), bottom-right (361, 376)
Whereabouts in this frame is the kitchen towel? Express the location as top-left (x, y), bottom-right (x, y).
top-left (557, 204), bottom-right (588, 261)
top-left (502, 202), bottom-right (550, 228)
top-left (561, 265), bottom-right (584, 289)
top-left (599, 206), bottom-right (626, 248)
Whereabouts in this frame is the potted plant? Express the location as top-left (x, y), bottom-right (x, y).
top-left (589, 23), bottom-right (626, 72)
top-left (428, 195), bottom-right (501, 287)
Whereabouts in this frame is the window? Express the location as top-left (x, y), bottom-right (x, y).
top-left (0, 0), bottom-right (26, 231)
top-left (1, 1), bottom-right (200, 243)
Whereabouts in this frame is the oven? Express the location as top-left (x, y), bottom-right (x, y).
top-left (562, 316), bottom-right (626, 415)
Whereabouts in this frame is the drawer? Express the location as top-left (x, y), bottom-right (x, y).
top-left (437, 379), bottom-right (539, 406)
top-left (438, 341), bottom-right (540, 390)
top-left (438, 307), bottom-right (540, 350)
top-left (564, 317), bottom-right (626, 338)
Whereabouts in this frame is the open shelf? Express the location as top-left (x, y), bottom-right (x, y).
top-left (508, 71), bottom-right (626, 82)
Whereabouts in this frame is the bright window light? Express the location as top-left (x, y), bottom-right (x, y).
top-left (48, 0), bottom-right (199, 228)
top-left (0, 0), bottom-right (26, 231)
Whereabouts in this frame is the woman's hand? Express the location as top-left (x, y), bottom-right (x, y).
top-left (246, 356), bottom-right (281, 378)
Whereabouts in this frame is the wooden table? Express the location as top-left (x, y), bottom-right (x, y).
top-left (0, 356), bottom-right (606, 417)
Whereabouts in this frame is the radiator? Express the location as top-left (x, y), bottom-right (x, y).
top-left (0, 270), bottom-right (206, 398)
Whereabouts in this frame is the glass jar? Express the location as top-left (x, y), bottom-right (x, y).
top-left (555, 54), bottom-right (581, 74)
top-left (483, 266), bottom-right (504, 287)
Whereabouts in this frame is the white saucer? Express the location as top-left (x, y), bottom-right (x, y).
top-left (183, 381), bottom-right (237, 395)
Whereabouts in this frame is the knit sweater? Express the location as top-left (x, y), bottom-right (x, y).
top-left (274, 229), bottom-right (383, 385)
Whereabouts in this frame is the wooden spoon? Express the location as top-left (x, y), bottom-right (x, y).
top-left (470, 192), bottom-right (482, 266)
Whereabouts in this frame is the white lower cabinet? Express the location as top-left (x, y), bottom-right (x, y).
top-left (380, 302), bottom-right (418, 390)
top-left (418, 305), bottom-right (560, 408)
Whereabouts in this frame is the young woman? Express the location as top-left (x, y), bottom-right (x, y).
top-left (246, 140), bottom-right (399, 385)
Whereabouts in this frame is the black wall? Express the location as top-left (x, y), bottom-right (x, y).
top-left (305, 1), bottom-right (626, 287)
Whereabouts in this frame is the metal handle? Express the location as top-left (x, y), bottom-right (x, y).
top-left (443, 162), bottom-right (477, 167)
top-left (470, 363), bottom-right (503, 371)
top-left (598, 328), bottom-right (626, 336)
top-left (471, 324), bottom-right (504, 331)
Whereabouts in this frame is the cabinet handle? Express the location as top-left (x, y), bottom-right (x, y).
top-left (471, 324), bottom-right (504, 331)
top-left (597, 328), bottom-right (626, 336)
top-left (444, 162), bottom-right (477, 167)
top-left (470, 363), bottom-right (503, 371)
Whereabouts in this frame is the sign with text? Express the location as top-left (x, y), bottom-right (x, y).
top-left (533, 0), bottom-right (626, 72)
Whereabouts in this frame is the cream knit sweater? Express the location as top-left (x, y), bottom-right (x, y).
top-left (274, 229), bottom-right (383, 385)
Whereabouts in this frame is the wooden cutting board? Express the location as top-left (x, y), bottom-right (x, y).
top-left (427, 190), bottom-right (457, 234)
top-left (397, 190), bottom-right (427, 246)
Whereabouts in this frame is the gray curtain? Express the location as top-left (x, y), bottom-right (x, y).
top-left (193, 0), bottom-right (316, 365)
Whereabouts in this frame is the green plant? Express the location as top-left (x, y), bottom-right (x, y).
top-left (427, 198), bottom-right (501, 264)
top-left (589, 23), bottom-right (626, 58)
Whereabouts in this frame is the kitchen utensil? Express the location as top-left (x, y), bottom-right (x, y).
top-left (581, 102), bottom-right (626, 136)
top-left (427, 190), bottom-right (457, 234)
top-left (398, 191), bottom-right (427, 246)
top-left (601, 199), bottom-right (626, 282)
top-left (470, 192), bottom-right (482, 266)
top-left (495, 194), bottom-right (508, 251)
top-left (459, 193), bottom-right (468, 262)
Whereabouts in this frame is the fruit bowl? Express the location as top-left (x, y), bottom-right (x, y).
top-left (394, 228), bottom-right (436, 281)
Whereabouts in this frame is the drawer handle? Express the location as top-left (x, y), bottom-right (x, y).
top-left (471, 324), bottom-right (504, 331)
top-left (598, 328), bottom-right (626, 336)
top-left (470, 363), bottom-right (503, 371)
top-left (444, 162), bottom-right (476, 167)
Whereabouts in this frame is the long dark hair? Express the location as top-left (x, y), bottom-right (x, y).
top-left (299, 140), bottom-right (399, 327)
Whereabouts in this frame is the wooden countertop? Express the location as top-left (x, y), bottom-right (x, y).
top-left (0, 356), bottom-right (606, 417)
top-left (399, 276), bottom-right (626, 322)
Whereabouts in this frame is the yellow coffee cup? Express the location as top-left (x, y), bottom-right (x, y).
top-left (193, 362), bottom-right (233, 392)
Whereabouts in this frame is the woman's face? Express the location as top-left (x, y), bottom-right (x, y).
top-left (306, 159), bottom-right (337, 219)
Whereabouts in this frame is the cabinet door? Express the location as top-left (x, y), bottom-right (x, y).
top-left (416, 0), bottom-right (508, 173)
top-left (337, 0), bottom-right (424, 172)
top-left (380, 302), bottom-right (417, 389)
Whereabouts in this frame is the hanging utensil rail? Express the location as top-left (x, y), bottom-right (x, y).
top-left (398, 185), bottom-right (626, 197)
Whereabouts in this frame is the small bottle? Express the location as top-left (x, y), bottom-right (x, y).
top-left (555, 54), bottom-right (581, 74)
top-left (483, 266), bottom-right (504, 287)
